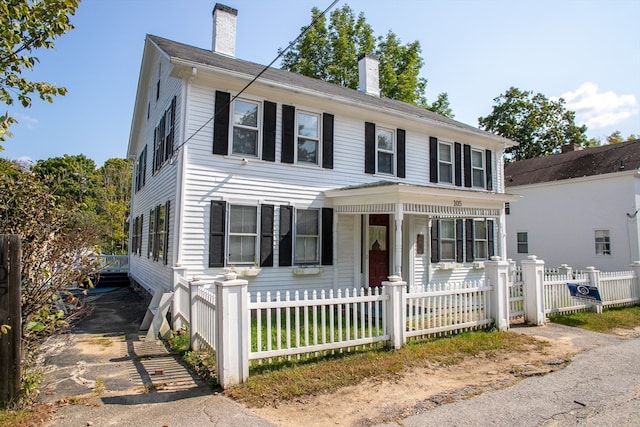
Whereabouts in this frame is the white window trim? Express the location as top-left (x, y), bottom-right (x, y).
top-left (295, 110), bottom-right (321, 166)
top-left (230, 98), bottom-right (261, 158)
top-left (474, 219), bottom-right (488, 260)
top-left (376, 127), bottom-right (395, 176)
top-left (438, 141), bottom-right (454, 184)
top-left (439, 219), bottom-right (456, 261)
top-left (226, 204), bottom-right (259, 266)
top-left (594, 229), bottom-right (611, 256)
top-left (294, 208), bottom-right (321, 265)
top-left (471, 148), bottom-right (486, 188)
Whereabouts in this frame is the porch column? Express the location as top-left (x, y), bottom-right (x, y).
top-left (394, 204), bottom-right (403, 277)
top-left (497, 211), bottom-right (507, 260)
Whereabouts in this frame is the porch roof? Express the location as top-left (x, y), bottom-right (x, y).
top-left (324, 181), bottom-right (520, 218)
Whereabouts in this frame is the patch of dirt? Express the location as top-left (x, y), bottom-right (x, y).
top-left (252, 335), bottom-right (577, 427)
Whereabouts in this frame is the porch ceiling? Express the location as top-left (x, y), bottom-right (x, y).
top-left (324, 181), bottom-right (521, 217)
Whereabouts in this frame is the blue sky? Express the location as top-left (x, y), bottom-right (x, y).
top-left (3, 0), bottom-right (639, 167)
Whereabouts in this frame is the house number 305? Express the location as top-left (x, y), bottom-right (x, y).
top-left (453, 200), bottom-right (462, 207)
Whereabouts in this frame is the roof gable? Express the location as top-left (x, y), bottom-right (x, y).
top-left (505, 139), bottom-right (640, 186)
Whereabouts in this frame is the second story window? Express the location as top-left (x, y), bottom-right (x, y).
top-left (439, 142), bottom-right (453, 184)
top-left (297, 111), bottom-right (319, 164)
top-left (377, 128), bottom-right (394, 175)
top-left (232, 99), bottom-right (259, 156)
top-left (471, 149), bottom-right (485, 188)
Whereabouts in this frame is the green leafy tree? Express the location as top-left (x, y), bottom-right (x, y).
top-left (0, 158), bottom-right (99, 348)
top-left (478, 87), bottom-right (588, 161)
top-left (0, 0), bottom-right (79, 146)
top-left (606, 131), bottom-right (639, 144)
top-left (281, 5), bottom-right (452, 117)
top-left (96, 158), bottom-right (132, 254)
top-left (31, 154), bottom-right (99, 210)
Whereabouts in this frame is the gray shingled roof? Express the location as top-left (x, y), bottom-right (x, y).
top-left (504, 139), bottom-right (640, 186)
top-left (148, 34), bottom-right (514, 145)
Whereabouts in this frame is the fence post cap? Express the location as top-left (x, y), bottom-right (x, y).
top-left (586, 266), bottom-right (596, 271)
top-left (631, 261), bottom-right (640, 267)
top-left (387, 275), bottom-right (401, 282)
top-left (490, 256), bottom-right (501, 261)
top-left (527, 255), bottom-right (538, 260)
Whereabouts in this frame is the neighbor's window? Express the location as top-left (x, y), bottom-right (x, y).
top-left (471, 149), bottom-right (485, 188)
top-left (438, 142), bottom-right (453, 183)
top-left (232, 99), bottom-right (259, 156)
top-left (228, 205), bottom-right (258, 264)
top-left (474, 219), bottom-right (488, 259)
top-left (297, 111), bottom-right (319, 164)
top-left (295, 209), bottom-right (319, 264)
top-left (517, 232), bottom-right (529, 254)
top-left (377, 128), bottom-right (394, 175)
top-left (440, 219), bottom-right (456, 260)
top-left (595, 230), bottom-right (611, 255)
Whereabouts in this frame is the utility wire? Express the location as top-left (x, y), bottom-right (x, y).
top-left (173, 0), bottom-right (340, 155)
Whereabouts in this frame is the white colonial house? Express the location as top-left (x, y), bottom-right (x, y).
top-left (127, 3), bottom-right (518, 298)
top-left (505, 139), bottom-right (640, 271)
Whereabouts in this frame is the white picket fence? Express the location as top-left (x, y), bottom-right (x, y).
top-left (543, 268), bottom-right (639, 315)
top-left (406, 281), bottom-right (492, 338)
top-left (169, 259), bottom-right (639, 388)
top-left (249, 288), bottom-right (388, 362)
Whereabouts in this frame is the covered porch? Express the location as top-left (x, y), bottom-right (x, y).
top-left (325, 182), bottom-right (520, 289)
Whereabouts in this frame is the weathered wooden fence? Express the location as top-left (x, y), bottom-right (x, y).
top-left (0, 235), bottom-right (21, 407)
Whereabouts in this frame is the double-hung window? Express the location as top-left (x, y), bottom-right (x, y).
top-left (297, 111), bottom-right (320, 165)
top-left (228, 205), bottom-right (258, 264)
top-left (595, 230), bottom-right (611, 255)
top-left (232, 99), bottom-right (259, 156)
top-left (295, 209), bottom-right (319, 264)
top-left (440, 220), bottom-right (456, 260)
top-left (474, 220), bottom-right (488, 259)
top-left (377, 128), bottom-right (394, 175)
top-left (471, 149), bottom-right (485, 188)
top-left (517, 232), bottom-right (528, 254)
top-left (439, 142), bottom-right (453, 184)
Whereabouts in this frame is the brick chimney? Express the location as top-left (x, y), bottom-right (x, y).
top-left (212, 3), bottom-right (237, 57)
top-left (561, 142), bottom-right (581, 154)
top-left (358, 53), bottom-right (380, 97)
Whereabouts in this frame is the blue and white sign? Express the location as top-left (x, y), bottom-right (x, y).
top-left (567, 283), bottom-right (602, 303)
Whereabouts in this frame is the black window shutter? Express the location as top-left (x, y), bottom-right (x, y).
top-left (153, 205), bottom-right (160, 261)
top-left (465, 219), bottom-right (474, 262)
top-left (364, 122), bottom-right (376, 174)
top-left (260, 204), bottom-right (274, 267)
top-left (487, 220), bottom-right (495, 258)
top-left (455, 219), bottom-right (464, 263)
top-left (454, 142), bottom-right (462, 187)
top-left (213, 91), bottom-right (230, 155)
top-left (429, 136), bottom-right (438, 183)
top-left (463, 144), bottom-right (472, 188)
top-left (142, 145), bottom-right (147, 186)
top-left (321, 208), bottom-right (333, 265)
top-left (208, 200), bottom-right (226, 267)
top-left (397, 128), bottom-right (406, 178)
top-left (281, 105), bottom-right (295, 164)
top-left (322, 113), bottom-right (334, 169)
top-left (139, 214), bottom-right (143, 255)
top-left (485, 149), bottom-right (493, 191)
top-left (262, 101), bottom-right (276, 162)
top-left (163, 200), bottom-right (170, 265)
top-left (430, 219), bottom-right (440, 263)
top-left (152, 128), bottom-right (158, 175)
top-left (279, 206), bottom-right (293, 266)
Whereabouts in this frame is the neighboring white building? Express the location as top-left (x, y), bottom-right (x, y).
top-left (127, 4), bottom-right (518, 297)
top-left (505, 140), bottom-right (640, 271)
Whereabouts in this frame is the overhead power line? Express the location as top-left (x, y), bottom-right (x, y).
top-left (173, 0), bottom-right (340, 155)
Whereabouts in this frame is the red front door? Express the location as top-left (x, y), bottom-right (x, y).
top-left (368, 214), bottom-right (389, 287)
